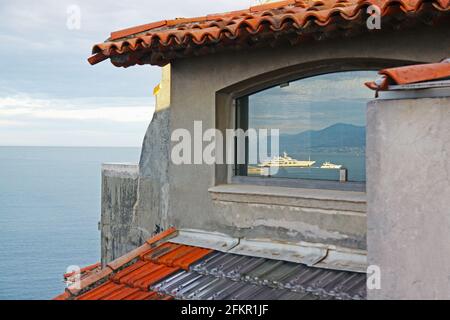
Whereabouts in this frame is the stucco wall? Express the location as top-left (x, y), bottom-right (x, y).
top-left (367, 95), bottom-right (450, 299)
top-left (106, 26), bottom-right (450, 260)
top-left (164, 26), bottom-right (450, 249)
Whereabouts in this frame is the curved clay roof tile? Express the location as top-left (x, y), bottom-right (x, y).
top-left (365, 59), bottom-right (450, 92)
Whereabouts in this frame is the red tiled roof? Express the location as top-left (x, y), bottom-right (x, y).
top-left (88, 0), bottom-right (450, 67)
top-left (54, 228), bottom-right (212, 300)
top-left (365, 59), bottom-right (450, 90)
top-left (76, 281), bottom-right (171, 300)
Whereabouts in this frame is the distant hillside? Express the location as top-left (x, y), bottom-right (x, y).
top-left (279, 123), bottom-right (365, 151)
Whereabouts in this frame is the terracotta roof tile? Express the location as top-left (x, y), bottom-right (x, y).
top-left (76, 281), bottom-right (124, 300)
top-left (66, 266), bottom-right (113, 296)
top-left (75, 280), bottom-right (170, 300)
top-left (380, 60), bottom-right (450, 85)
top-left (365, 59), bottom-right (450, 91)
top-left (125, 290), bottom-right (161, 300)
top-left (149, 245), bottom-right (213, 270)
top-left (145, 226), bottom-right (178, 246)
top-left (110, 21), bottom-right (168, 41)
top-left (89, 0), bottom-right (450, 67)
top-left (63, 262), bottom-right (100, 279)
top-left (113, 261), bottom-right (178, 289)
top-left (53, 291), bottom-right (71, 300)
top-left (106, 243), bottom-right (152, 271)
top-left (107, 227), bottom-right (177, 271)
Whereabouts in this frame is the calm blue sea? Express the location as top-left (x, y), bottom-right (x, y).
top-left (270, 151), bottom-right (365, 182)
top-left (249, 151), bottom-right (365, 182)
top-left (0, 146), bottom-right (141, 300)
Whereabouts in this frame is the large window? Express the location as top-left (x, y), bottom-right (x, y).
top-left (234, 71), bottom-right (377, 189)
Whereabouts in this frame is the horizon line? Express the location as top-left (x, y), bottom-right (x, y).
top-left (0, 145), bottom-right (142, 148)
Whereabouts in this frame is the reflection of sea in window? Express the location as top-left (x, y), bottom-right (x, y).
top-left (237, 71), bottom-right (377, 183)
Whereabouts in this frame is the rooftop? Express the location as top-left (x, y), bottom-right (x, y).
top-left (88, 0), bottom-right (450, 67)
top-left (54, 228), bottom-right (366, 300)
top-left (366, 59), bottom-right (450, 91)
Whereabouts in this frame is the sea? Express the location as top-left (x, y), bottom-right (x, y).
top-left (0, 146), bottom-right (364, 300)
top-left (0, 146), bottom-right (141, 300)
top-left (281, 151), bottom-right (364, 182)
top-left (250, 151), bottom-right (366, 182)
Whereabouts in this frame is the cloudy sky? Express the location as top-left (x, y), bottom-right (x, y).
top-left (249, 71), bottom-right (377, 134)
top-left (0, 0), bottom-right (254, 146)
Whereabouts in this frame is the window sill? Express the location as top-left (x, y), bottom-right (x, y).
top-left (230, 176), bottom-right (365, 192)
top-left (208, 184), bottom-right (366, 213)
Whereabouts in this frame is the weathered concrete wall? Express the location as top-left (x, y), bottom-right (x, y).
top-left (116, 65), bottom-right (172, 252)
top-left (101, 66), bottom-right (172, 264)
top-left (209, 185), bottom-right (367, 249)
top-left (101, 163), bottom-right (139, 265)
top-left (367, 95), bottom-right (450, 299)
top-left (130, 108), bottom-right (171, 245)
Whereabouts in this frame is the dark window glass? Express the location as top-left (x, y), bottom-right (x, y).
top-left (236, 71), bottom-right (377, 183)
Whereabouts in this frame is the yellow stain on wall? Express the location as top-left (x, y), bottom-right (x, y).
top-left (153, 83), bottom-right (161, 96)
top-left (155, 64), bottom-right (171, 112)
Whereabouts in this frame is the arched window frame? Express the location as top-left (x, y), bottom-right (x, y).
top-left (214, 59), bottom-right (420, 192)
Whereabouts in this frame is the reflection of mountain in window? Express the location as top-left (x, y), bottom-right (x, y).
top-left (236, 71), bottom-right (377, 183)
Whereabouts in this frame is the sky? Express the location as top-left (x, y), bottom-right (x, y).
top-left (249, 71), bottom-right (377, 134)
top-left (0, 0), bottom-right (255, 147)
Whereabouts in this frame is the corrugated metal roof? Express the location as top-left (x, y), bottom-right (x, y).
top-left (152, 269), bottom-right (322, 300)
top-left (189, 251), bottom-right (366, 300)
top-left (54, 228), bottom-right (366, 300)
top-left (88, 0), bottom-right (450, 67)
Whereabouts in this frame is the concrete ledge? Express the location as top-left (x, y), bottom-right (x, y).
top-left (209, 184), bottom-right (366, 213)
top-left (378, 83), bottom-right (450, 100)
top-left (102, 163), bottom-right (139, 178)
top-left (169, 229), bottom-right (239, 252)
top-left (169, 229), bottom-right (367, 273)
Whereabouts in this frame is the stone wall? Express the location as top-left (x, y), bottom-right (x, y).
top-left (100, 66), bottom-right (172, 264)
top-left (130, 108), bottom-right (171, 245)
top-left (100, 163), bottom-right (139, 265)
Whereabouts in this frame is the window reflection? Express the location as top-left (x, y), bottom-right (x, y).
top-left (237, 71), bottom-right (377, 182)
